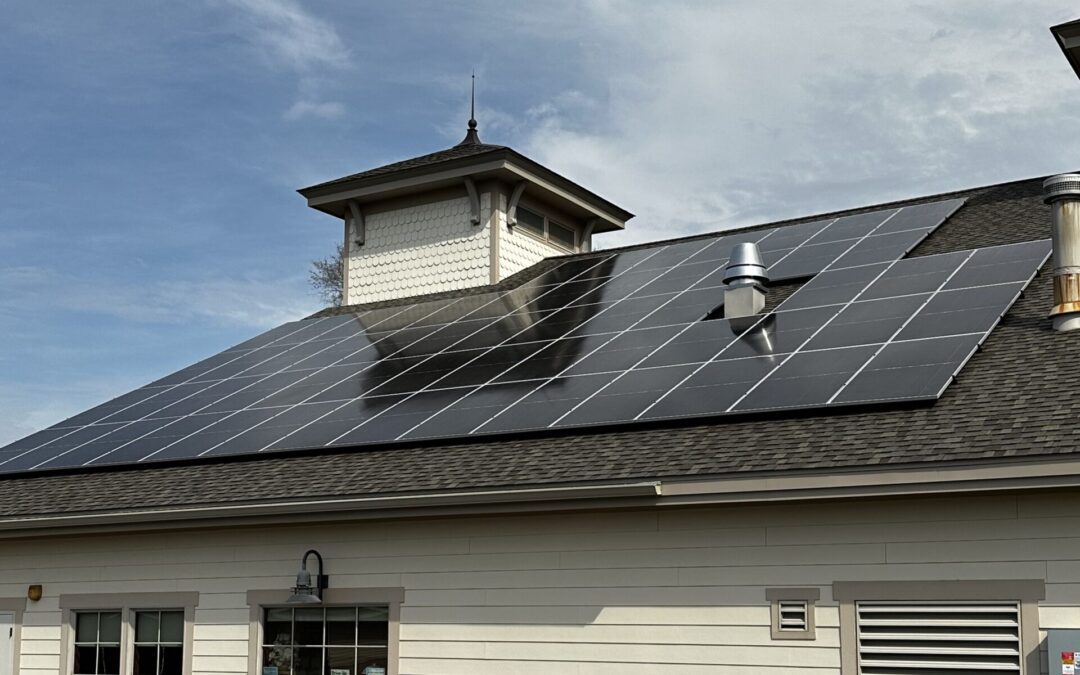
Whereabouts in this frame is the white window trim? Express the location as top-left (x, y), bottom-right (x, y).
top-left (765, 587), bottom-right (818, 640)
top-left (0, 598), bottom-right (25, 675)
top-left (833, 579), bottom-right (1044, 675)
top-left (246, 588), bottom-right (404, 675)
top-left (513, 204), bottom-right (580, 253)
top-left (58, 592), bottom-right (198, 675)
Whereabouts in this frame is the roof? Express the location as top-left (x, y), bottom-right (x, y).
top-left (296, 133), bottom-right (634, 225)
top-left (2, 173), bottom-right (1077, 520)
top-left (301, 141), bottom-right (508, 192)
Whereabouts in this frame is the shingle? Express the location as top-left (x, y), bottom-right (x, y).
top-left (301, 143), bottom-right (507, 192)
top-left (0, 173), bottom-right (1072, 519)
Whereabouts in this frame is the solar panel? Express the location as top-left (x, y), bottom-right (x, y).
top-left (3, 197), bottom-right (1048, 475)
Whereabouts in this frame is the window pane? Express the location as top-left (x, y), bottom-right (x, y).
top-left (73, 645), bottom-right (97, 674)
top-left (325, 608), bottom-right (355, 646)
top-left (160, 611), bottom-right (184, 643)
top-left (549, 221), bottom-right (577, 249)
top-left (325, 647), bottom-right (353, 675)
top-left (76, 613), bottom-right (99, 644)
top-left (160, 645), bottom-right (183, 675)
top-left (98, 612), bottom-right (122, 644)
top-left (264, 608), bottom-right (292, 646)
top-left (262, 646), bottom-right (292, 675)
top-left (99, 645), bottom-right (121, 675)
top-left (294, 609), bottom-right (323, 646)
top-left (517, 207), bottom-right (544, 235)
top-left (355, 608), bottom-right (387, 623)
top-left (133, 645), bottom-right (157, 675)
top-left (355, 607), bottom-right (388, 645)
top-left (356, 647), bottom-right (388, 675)
top-left (136, 611), bottom-right (159, 643)
top-left (293, 647), bottom-right (321, 675)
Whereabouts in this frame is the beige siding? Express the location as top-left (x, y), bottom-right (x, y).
top-left (5, 491), bottom-right (1080, 674)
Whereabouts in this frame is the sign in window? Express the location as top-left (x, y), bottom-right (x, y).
top-left (262, 607), bottom-right (388, 675)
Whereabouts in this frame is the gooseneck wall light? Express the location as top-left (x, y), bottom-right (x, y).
top-left (286, 549), bottom-right (328, 604)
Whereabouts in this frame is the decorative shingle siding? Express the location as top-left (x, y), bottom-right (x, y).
top-left (346, 196), bottom-right (491, 305)
top-left (498, 217), bottom-right (570, 280)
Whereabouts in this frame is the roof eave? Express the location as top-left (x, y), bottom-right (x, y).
top-left (300, 150), bottom-right (634, 231)
top-left (1052, 18), bottom-right (1080, 81)
top-left (6, 455), bottom-right (1080, 537)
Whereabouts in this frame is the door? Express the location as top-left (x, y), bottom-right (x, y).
top-left (0, 612), bottom-right (11, 675)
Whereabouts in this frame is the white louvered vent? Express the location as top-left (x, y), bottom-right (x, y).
top-left (856, 601), bottom-right (1022, 674)
top-left (778, 600), bottom-right (809, 631)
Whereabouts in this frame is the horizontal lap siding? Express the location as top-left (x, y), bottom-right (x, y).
top-left (4, 492), bottom-right (1080, 674)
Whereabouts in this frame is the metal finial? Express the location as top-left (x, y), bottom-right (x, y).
top-left (458, 70), bottom-right (481, 146)
top-left (469, 71), bottom-right (476, 127)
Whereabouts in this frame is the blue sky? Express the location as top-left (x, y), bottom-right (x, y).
top-left (2, 0), bottom-right (1080, 445)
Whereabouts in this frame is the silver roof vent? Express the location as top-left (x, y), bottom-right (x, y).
top-left (723, 242), bottom-right (769, 287)
top-left (723, 243), bottom-right (768, 319)
top-left (1044, 174), bottom-right (1080, 332)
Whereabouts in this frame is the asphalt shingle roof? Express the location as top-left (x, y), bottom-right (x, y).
top-left (301, 142), bottom-right (507, 192)
top-left (2, 173), bottom-right (1075, 518)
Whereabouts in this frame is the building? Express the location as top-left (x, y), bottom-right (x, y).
top-left (5, 26), bottom-right (1080, 675)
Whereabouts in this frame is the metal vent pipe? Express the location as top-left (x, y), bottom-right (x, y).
top-left (1044, 173), bottom-right (1080, 332)
top-left (723, 243), bottom-right (769, 319)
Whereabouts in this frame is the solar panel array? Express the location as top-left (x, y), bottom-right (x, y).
top-left (0, 198), bottom-right (1051, 474)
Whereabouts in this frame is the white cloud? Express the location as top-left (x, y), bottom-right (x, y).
top-left (284, 99), bottom-right (346, 120)
top-left (503, 0), bottom-right (1080, 246)
top-left (220, 0), bottom-right (347, 71)
top-left (0, 266), bottom-right (317, 330)
top-left (218, 0), bottom-right (349, 119)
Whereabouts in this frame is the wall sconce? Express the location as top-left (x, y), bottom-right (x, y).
top-left (286, 550), bottom-right (328, 605)
top-left (27, 585), bottom-right (42, 602)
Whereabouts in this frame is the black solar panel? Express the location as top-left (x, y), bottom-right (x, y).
top-left (1, 197), bottom-right (1049, 474)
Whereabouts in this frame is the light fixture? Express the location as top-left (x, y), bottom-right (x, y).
top-left (1051, 18), bottom-right (1080, 81)
top-left (27, 584), bottom-right (42, 602)
top-left (286, 550), bottom-right (328, 605)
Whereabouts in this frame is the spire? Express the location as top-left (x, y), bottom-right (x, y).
top-left (457, 71), bottom-right (481, 146)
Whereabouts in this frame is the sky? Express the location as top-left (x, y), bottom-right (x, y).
top-left (2, 0), bottom-right (1080, 445)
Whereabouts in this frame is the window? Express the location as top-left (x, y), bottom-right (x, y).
top-left (261, 607), bottom-right (388, 675)
top-left (247, 588), bottom-right (402, 675)
top-left (514, 206), bottom-right (579, 251)
top-left (834, 580), bottom-right (1044, 675)
top-left (59, 593), bottom-right (197, 675)
top-left (74, 612), bottom-right (122, 675)
top-left (133, 611), bottom-right (184, 675)
top-left (766, 588), bottom-right (818, 640)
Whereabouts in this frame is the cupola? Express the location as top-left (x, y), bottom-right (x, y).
top-left (298, 94), bottom-right (633, 305)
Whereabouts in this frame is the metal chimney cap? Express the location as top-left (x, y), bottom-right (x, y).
top-left (1043, 173), bottom-right (1080, 204)
top-left (723, 242), bottom-right (769, 288)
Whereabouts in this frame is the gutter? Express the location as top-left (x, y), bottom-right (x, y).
top-left (7, 456), bottom-right (1080, 538)
top-left (0, 481), bottom-right (662, 538)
